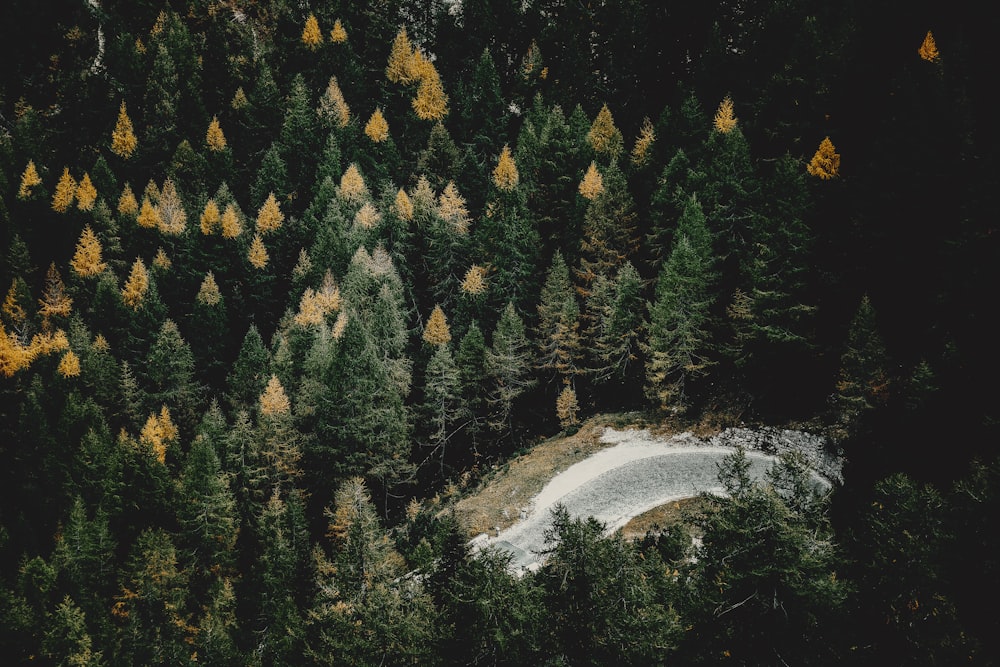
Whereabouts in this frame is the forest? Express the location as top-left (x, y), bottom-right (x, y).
top-left (1, 0), bottom-right (998, 664)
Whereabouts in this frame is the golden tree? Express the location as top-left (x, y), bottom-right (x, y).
top-left (18, 160), bottom-right (42, 199)
top-left (255, 193), bottom-right (284, 234)
top-left (152, 247), bottom-right (171, 270)
top-left (807, 136), bottom-right (841, 180)
top-left (338, 163), bottom-right (368, 202)
top-left (301, 13), bottom-right (322, 49)
top-left (52, 167), bottom-right (77, 213)
top-left (140, 406), bottom-right (177, 464)
top-left (318, 76), bottom-right (350, 128)
top-left (394, 188), bottom-right (414, 221)
top-left (71, 225), bottom-right (107, 277)
top-left (578, 161), bottom-right (604, 200)
top-left (136, 196), bottom-right (162, 229)
top-left (221, 203), bottom-right (242, 238)
top-left (555, 384), bottom-right (580, 428)
top-left (118, 183), bottom-right (139, 215)
top-left (713, 95), bottom-right (738, 134)
top-left (143, 179), bottom-right (161, 204)
top-left (294, 289), bottom-right (324, 327)
top-left (587, 104), bottom-right (624, 157)
top-left (57, 350), bottom-right (81, 378)
top-left (386, 27), bottom-right (416, 84)
top-left (330, 19), bottom-right (347, 43)
top-left (248, 234), bottom-right (269, 269)
top-left (231, 86), bottom-right (249, 110)
top-left (196, 272), bottom-right (221, 306)
top-left (38, 263), bottom-right (73, 325)
top-left (492, 145), bottom-right (519, 191)
top-left (1, 325), bottom-right (36, 378)
top-left (75, 173), bottom-right (97, 211)
top-left (460, 264), bottom-right (488, 296)
top-left (157, 178), bottom-right (187, 235)
top-left (111, 101), bottom-right (138, 158)
top-left (200, 199), bottom-right (221, 235)
top-left (364, 108), bottom-right (390, 142)
top-left (354, 202), bottom-right (381, 229)
top-left (918, 30), bottom-right (940, 62)
top-left (438, 181), bottom-right (470, 233)
top-left (423, 304), bottom-right (451, 346)
top-left (317, 270), bottom-right (341, 313)
top-left (206, 116), bottom-right (227, 151)
top-left (260, 375), bottom-right (291, 416)
top-left (412, 64), bottom-right (449, 121)
top-left (3, 280), bottom-right (27, 326)
top-left (630, 117), bottom-right (656, 166)
top-left (121, 258), bottom-right (149, 309)
top-left (331, 310), bottom-right (348, 340)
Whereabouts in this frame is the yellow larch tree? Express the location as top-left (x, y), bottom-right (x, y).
top-left (140, 406), bottom-right (177, 464)
top-left (200, 199), bottom-right (221, 235)
top-left (394, 188), bottom-right (414, 221)
top-left (260, 375), bottom-right (291, 416)
top-left (412, 63), bottom-right (449, 121)
top-left (231, 86), bottom-right (249, 110)
top-left (630, 117), bottom-right (656, 167)
top-left (318, 76), bottom-right (350, 128)
top-left (136, 196), bottom-right (162, 229)
top-left (71, 225), bottom-right (107, 277)
top-left (331, 310), bottom-right (348, 340)
top-left (338, 163), bottom-right (368, 202)
top-left (386, 27), bottom-right (416, 84)
top-left (410, 175), bottom-right (436, 213)
top-left (330, 19), bottom-right (347, 43)
top-left (157, 178), bottom-right (187, 235)
top-left (118, 183), bottom-right (138, 215)
top-left (364, 108), bottom-right (390, 142)
top-left (918, 30), bottom-right (940, 62)
top-left (460, 264), bottom-right (488, 296)
top-left (807, 137), bottom-right (841, 180)
top-left (75, 173), bottom-right (97, 211)
top-left (196, 272), bottom-right (221, 306)
top-left (111, 101), bottom-right (138, 159)
top-left (1, 325), bottom-right (36, 378)
top-left (714, 95), bottom-right (738, 134)
top-left (38, 263), bottom-right (73, 325)
top-left (423, 304), bottom-right (451, 346)
top-left (555, 384), bottom-right (579, 428)
top-left (248, 234), bottom-right (269, 269)
top-left (492, 145), bottom-right (519, 191)
top-left (206, 116), bottom-right (227, 151)
top-left (256, 193), bottom-right (284, 234)
top-left (301, 13), bottom-right (323, 50)
top-left (587, 104), bottom-right (624, 158)
top-left (317, 270), bottom-right (341, 313)
top-left (121, 258), bottom-right (149, 309)
top-left (438, 181), bottom-right (470, 233)
top-left (294, 289), bottom-right (324, 327)
top-left (143, 179), bottom-right (161, 204)
top-left (52, 167), bottom-right (77, 213)
top-left (3, 280), bottom-right (27, 327)
top-left (354, 202), bottom-right (382, 229)
top-left (152, 247), bottom-right (171, 271)
top-left (18, 160), bottom-right (42, 199)
top-left (578, 162), bottom-right (604, 200)
top-left (57, 350), bottom-right (81, 378)
top-left (221, 203), bottom-right (242, 238)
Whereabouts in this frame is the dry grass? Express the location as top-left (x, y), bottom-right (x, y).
top-left (447, 413), bottom-right (652, 537)
top-left (616, 496), bottom-right (708, 541)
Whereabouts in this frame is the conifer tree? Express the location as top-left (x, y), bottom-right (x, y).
top-left (589, 261), bottom-right (645, 386)
top-left (486, 302), bottom-right (534, 434)
top-left (318, 76), bottom-right (350, 129)
top-left (630, 117), bottom-right (656, 167)
top-left (918, 30), bottom-right (940, 62)
top-left (177, 435), bottom-right (237, 578)
top-left (330, 19), bottom-right (347, 44)
top-left (111, 101), bottom-right (138, 159)
top-left (576, 163), bottom-right (638, 296)
top-left (807, 137), bottom-right (840, 180)
top-left (260, 374), bottom-right (291, 416)
top-left (39, 263), bottom-right (73, 325)
top-left (206, 115), bottom-right (226, 151)
top-left (421, 342), bottom-right (466, 471)
top-left (70, 225), bottom-right (107, 278)
top-left (226, 325), bottom-right (271, 413)
top-left (121, 258), bottom-right (149, 309)
top-left (438, 181), bottom-right (471, 234)
top-left (52, 167), bottom-right (76, 213)
top-left (252, 142), bottom-right (290, 206)
top-left (578, 161), bottom-right (604, 200)
top-left (220, 203), bottom-right (242, 239)
top-left (200, 199), bottom-right (220, 235)
top-left (394, 188), bottom-right (414, 221)
top-left (18, 160), bottom-right (42, 199)
top-left (136, 196), bottom-right (161, 229)
top-left (417, 122), bottom-right (461, 191)
top-left (57, 350), bottom-right (81, 378)
top-left (536, 251), bottom-right (583, 383)
top-left (492, 144), bottom-right (519, 191)
top-left (833, 294), bottom-right (890, 431)
top-left (256, 192), bottom-right (284, 234)
top-left (423, 304), bottom-right (452, 346)
top-left (338, 163), bottom-right (368, 202)
top-left (412, 62), bottom-right (449, 121)
top-left (386, 27), bottom-right (416, 84)
top-left (555, 384), bottom-right (579, 428)
top-left (248, 233), bottom-right (269, 269)
top-left (145, 319), bottom-right (201, 436)
top-left (196, 272), bottom-right (221, 306)
top-left (302, 13), bottom-right (323, 49)
top-left (587, 104), bottom-right (624, 158)
top-left (75, 173), bottom-right (97, 211)
top-left (41, 596), bottom-right (101, 666)
top-left (713, 95), bottom-right (738, 134)
top-left (364, 108), bottom-right (390, 143)
top-left (118, 183), bottom-right (138, 216)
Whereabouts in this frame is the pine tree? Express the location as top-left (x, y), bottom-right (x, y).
top-left (589, 261), bottom-right (645, 386)
top-left (196, 272), bottom-right (221, 306)
top-left (833, 294), bottom-right (890, 431)
top-left (302, 13), bottom-right (323, 49)
top-left (807, 137), bottom-right (840, 180)
top-left (18, 160), bottom-right (42, 199)
top-left (206, 115), bottom-right (226, 151)
top-left (41, 596), bottom-right (101, 666)
top-left (555, 384), bottom-right (579, 428)
top-left (364, 108), bottom-right (390, 143)
top-left (199, 199), bottom-right (220, 235)
top-left (386, 27), bottom-right (416, 84)
top-left (587, 103), bottom-right (624, 158)
top-left (394, 188), bottom-right (414, 221)
top-left (57, 350), bottom-right (81, 378)
top-left (118, 183), bottom-right (138, 215)
top-left (220, 203), bottom-right (242, 239)
top-left (121, 258), bottom-right (149, 309)
top-left (421, 343), bottom-right (466, 471)
top-left (248, 233), bottom-right (269, 269)
top-left (177, 435), bottom-right (237, 578)
top-left (52, 167), bottom-right (77, 213)
top-left (318, 76), bottom-right (350, 129)
top-left (256, 192), bottom-right (284, 234)
top-left (713, 95), bottom-right (738, 134)
top-left (438, 181), bottom-right (471, 234)
top-left (576, 164), bottom-right (638, 296)
top-left (38, 263), bottom-right (73, 325)
top-left (630, 117), bottom-right (656, 167)
top-left (70, 225), bottom-right (107, 278)
top-left (157, 177), bottom-right (187, 235)
top-left (111, 101), bottom-right (138, 159)
top-left (423, 304), bottom-right (452, 346)
top-left (486, 302), bottom-right (534, 434)
top-left (918, 30), bottom-right (940, 62)
top-left (330, 19), bottom-right (347, 44)
top-left (75, 173), bottom-right (97, 211)
top-left (412, 63), bottom-right (449, 121)
top-left (536, 251), bottom-right (583, 382)
top-left (145, 319), bottom-right (201, 436)
top-left (338, 163), bottom-right (368, 202)
top-left (578, 161), bottom-right (604, 200)
top-left (226, 325), bottom-right (271, 413)
top-left (136, 196), bottom-right (162, 229)
top-left (492, 144), bottom-right (519, 191)
top-left (260, 374), bottom-right (291, 416)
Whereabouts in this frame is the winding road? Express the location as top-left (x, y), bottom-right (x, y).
top-left (474, 428), bottom-right (834, 573)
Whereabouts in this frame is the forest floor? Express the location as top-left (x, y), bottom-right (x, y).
top-left (451, 418), bottom-right (842, 573)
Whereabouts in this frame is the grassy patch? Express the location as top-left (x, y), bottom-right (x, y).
top-left (615, 496), bottom-right (708, 541)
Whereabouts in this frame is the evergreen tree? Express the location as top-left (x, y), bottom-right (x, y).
top-left (486, 302), bottom-right (535, 437)
top-left (420, 343), bottom-right (467, 473)
top-left (536, 250), bottom-right (583, 384)
top-left (176, 436), bottom-right (238, 581)
top-left (588, 261), bottom-right (645, 389)
top-left (832, 294), bottom-right (890, 433)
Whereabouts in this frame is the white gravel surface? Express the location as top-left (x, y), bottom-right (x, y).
top-left (475, 426), bottom-right (841, 573)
